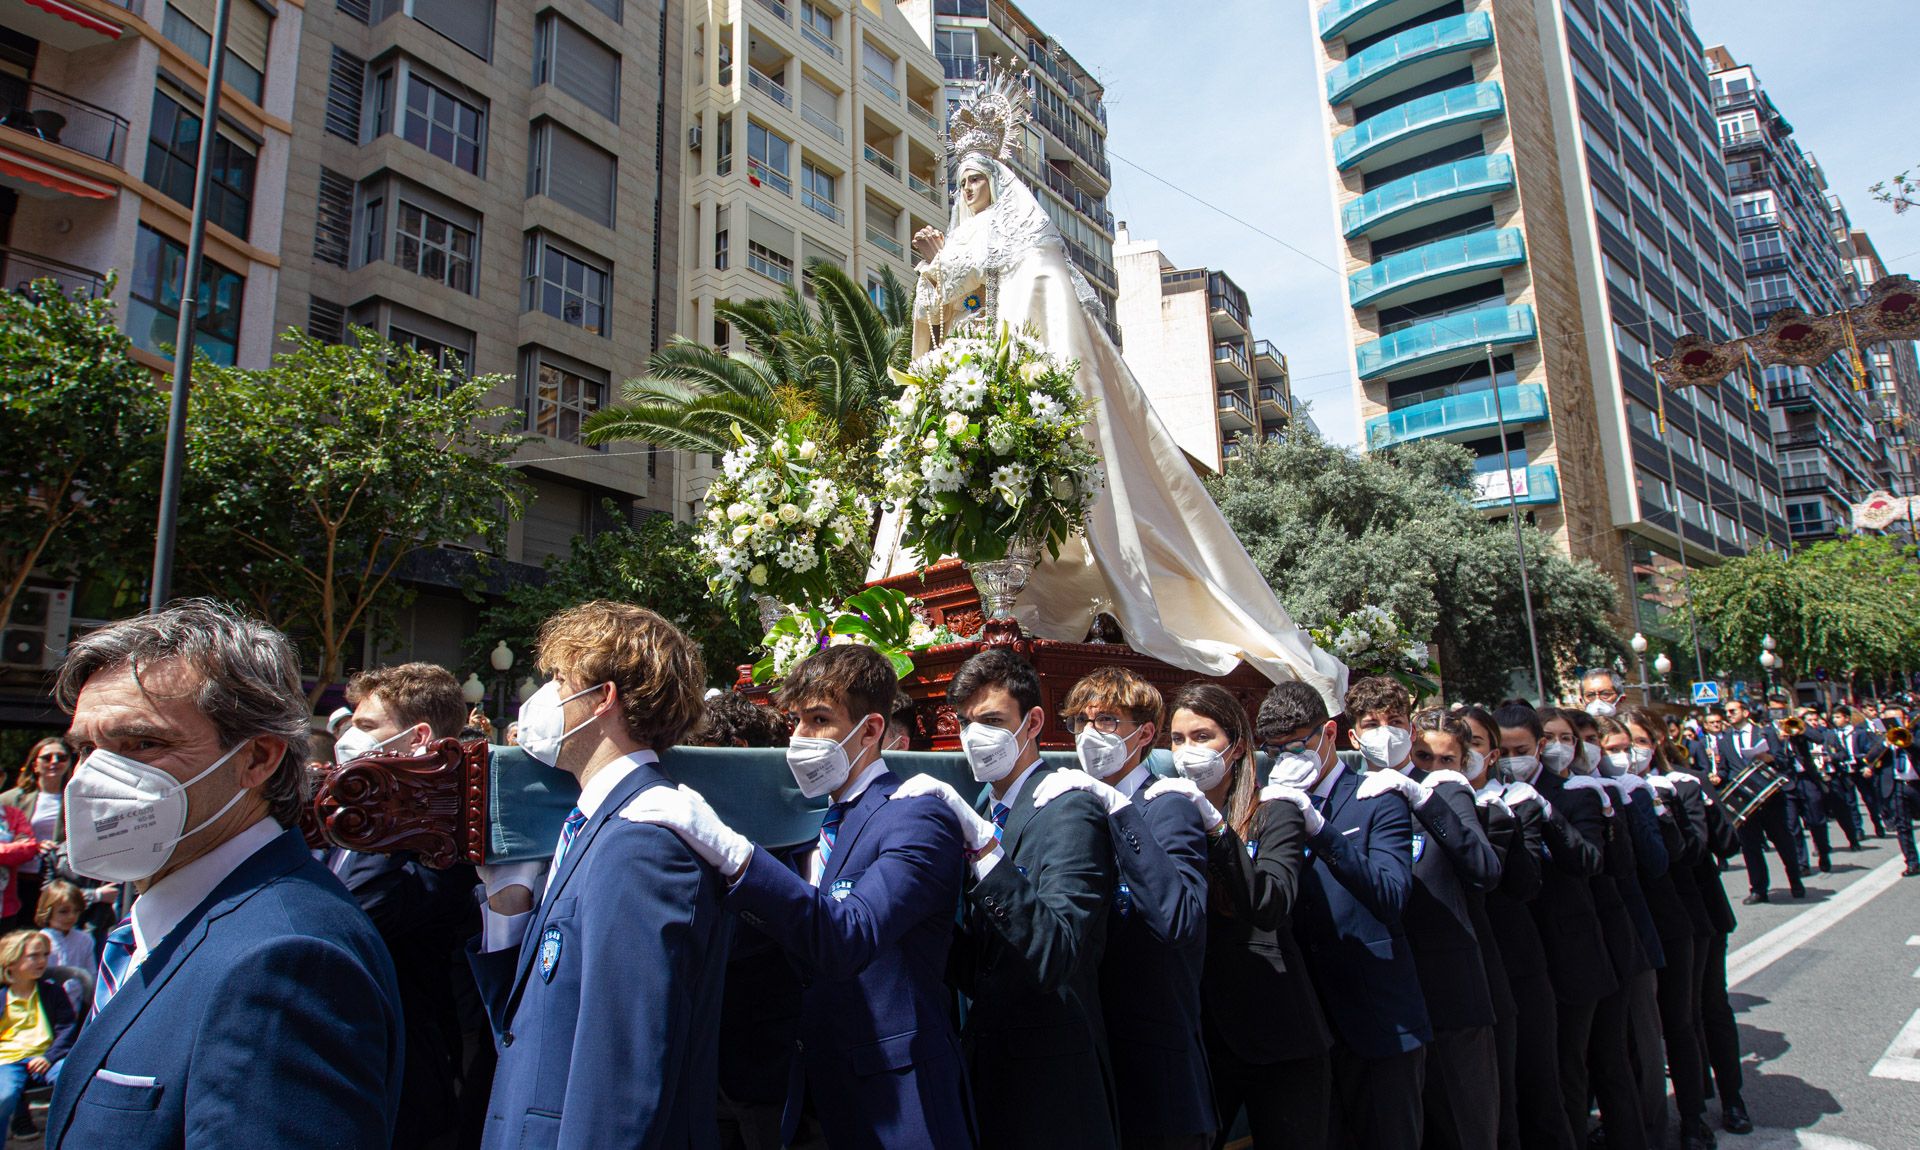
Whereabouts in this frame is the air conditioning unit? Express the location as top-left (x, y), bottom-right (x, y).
top-left (2, 585), bottom-right (73, 670)
top-left (688, 124), bottom-right (703, 150)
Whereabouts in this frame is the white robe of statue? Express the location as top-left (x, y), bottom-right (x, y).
top-left (867, 151), bottom-right (1348, 709)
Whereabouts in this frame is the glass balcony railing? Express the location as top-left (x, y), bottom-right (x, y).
top-left (906, 171), bottom-right (941, 207)
top-left (1334, 82), bottom-right (1504, 171)
top-left (799, 22), bottom-right (840, 60)
top-left (1471, 463), bottom-right (1560, 508)
top-left (1218, 391), bottom-right (1253, 421)
top-left (802, 188), bottom-right (843, 224)
top-left (864, 67), bottom-right (900, 103)
top-left (1317, 0), bottom-right (1434, 41)
top-left (754, 0), bottom-right (790, 23)
top-left (800, 103), bottom-right (842, 142)
top-left (1365, 380), bottom-right (1547, 448)
top-left (865, 223), bottom-right (904, 258)
top-left (0, 244), bottom-right (105, 298)
top-left (1214, 342), bottom-right (1250, 375)
top-left (1325, 13), bottom-right (1494, 107)
top-left (1342, 153), bottom-right (1514, 238)
top-left (1356, 302), bottom-right (1536, 383)
top-left (747, 68), bottom-right (791, 109)
top-left (862, 144), bottom-right (899, 180)
top-left (748, 157), bottom-right (791, 196)
top-left (1348, 227), bottom-right (1526, 307)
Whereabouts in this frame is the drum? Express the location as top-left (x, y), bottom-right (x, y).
top-left (1719, 757), bottom-right (1791, 827)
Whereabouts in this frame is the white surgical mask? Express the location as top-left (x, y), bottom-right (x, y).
top-left (1502, 753), bottom-right (1541, 782)
top-left (1627, 746), bottom-right (1654, 775)
top-left (1585, 699), bottom-right (1617, 718)
top-left (961, 718), bottom-right (1030, 784)
top-left (1075, 726), bottom-right (1135, 780)
top-left (66, 742), bottom-right (253, 883)
top-left (785, 719), bottom-right (873, 799)
top-left (1466, 749), bottom-right (1487, 781)
top-left (1580, 741), bottom-right (1605, 775)
top-left (332, 724), bottom-right (417, 764)
top-left (516, 681), bottom-right (607, 768)
top-left (1603, 751), bottom-right (1633, 777)
top-left (1541, 742), bottom-right (1576, 774)
top-left (1357, 725), bottom-right (1412, 771)
top-left (1269, 728), bottom-right (1327, 789)
top-left (1172, 744), bottom-right (1229, 791)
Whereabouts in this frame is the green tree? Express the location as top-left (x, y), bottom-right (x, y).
top-left (1207, 429), bottom-right (1623, 703)
top-left (178, 328), bottom-right (527, 704)
top-left (466, 507), bottom-right (759, 688)
top-left (0, 277), bottom-right (164, 627)
top-left (583, 262), bottom-right (910, 457)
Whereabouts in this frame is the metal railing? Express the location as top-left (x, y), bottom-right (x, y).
top-left (1253, 339), bottom-right (1285, 367)
top-left (1335, 81), bottom-right (1504, 170)
top-left (800, 103), bottom-right (842, 142)
top-left (802, 187), bottom-right (843, 224)
top-left (754, 0), bottom-right (791, 24)
top-left (1041, 164), bottom-right (1113, 232)
top-left (909, 96), bottom-right (940, 133)
top-left (799, 22), bottom-right (840, 60)
top-left (1217, 391), bottom-right (1252, 420)
top-left (748, 68), bottom-right (792, 109)
top-left (906, 171), bottom-right (941, 207)
top-left (747, 250), bottom-right (794, 285)
top-left (1210, 292), bottom-right (1247, 327)
top-left (1214, 343), bottom-right (1250, 374)
top-left (748, 156), bottom-right (791, 195)
top-left (864, 67), bottom-right (900, 103)
top-left (0, 82), bottom-right (129, 166)
top-left (938, 53), bottom-right (989, 81)
top-left (0, 245), bottom-right (104, 298)
top-left (865, 223), bottom-right (904, 258)
top-left (1257, 384), bottom-right (1291, 412)
top-left (862, 144), bottom-right (899, 180)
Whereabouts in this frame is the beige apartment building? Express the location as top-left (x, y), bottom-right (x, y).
top-left (1113, 224), bottom-right (1296, 474)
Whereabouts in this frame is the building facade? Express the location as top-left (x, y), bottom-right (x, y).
top-left (1311, 0), bottom-right (1788, 643)
top-left (1707, 46), bottom-right (1876, 543)
top-left (1112, 224), bottom-right (1294, 473)
top-left (1843, 226), bottom-right (1920, 496)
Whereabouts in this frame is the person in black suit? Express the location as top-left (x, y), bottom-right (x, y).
top-left (1873, 704), bottom-right (1920, 877)
top-left (1824, 708), bottom-right (1871, 846)
top-left (1718, 697), bottom-right (1804, 903)
top-left (1362, 696), bottom-right (1502, 1150)
top-left (1255, 681), bottom-right (1428, 1150)
top-left (1675, 746), bottom-right (1754, 1135)
top-left (903, 649), bottom-right (1118, 1149)
top-left (1156, 682), bottom-right (1330, 1150)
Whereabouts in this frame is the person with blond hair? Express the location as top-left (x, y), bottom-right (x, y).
top-left (0, 929), bottom-right (75, 1135)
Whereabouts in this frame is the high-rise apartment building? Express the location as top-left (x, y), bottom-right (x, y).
top-left (1842, 225), bottom-right (1920, 496)
top-left (1707, 46), bottom-right (1875, 542)
top-left (1312, 0), bottom-right (1788, 641)
top-left (896, 0), bottom-right (1119, 338)
top-left (1113, 224), bottom-right (1295, 473)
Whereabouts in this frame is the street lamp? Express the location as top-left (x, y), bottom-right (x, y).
top-left (489, 642), bottom-right (515, 726)
top-left (1759, 637), bottom-right (1780, 703)
top-left (517, 676), bottom-right (540, 704)
top-left (460, 673), bottom-right (486, 707)
top-left (1629, 632), bottom-right (1650, 702)
top-left (1654, 652), bottom-right (1673, 677)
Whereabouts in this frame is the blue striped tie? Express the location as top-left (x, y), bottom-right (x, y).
top-left (549, 807), bottom-right (588, 878)
top-left (818, 803), bottom-right (849, 869)
top-left (992, 802), bottom-right (1011, 841)
top-left (93, 917), bottom-right (134, 1019)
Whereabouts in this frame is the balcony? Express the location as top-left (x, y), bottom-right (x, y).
top-left (747, 156), bottom-right (791, 196)
top-left (1334, 82), bottom-right (1504, 173)
top-left (1349, 227), bottom-right (1526, 309)
top-left (1253, 339), bottom-right (1287, 377)
top-left (1357, 302), bottom-right (1537, 383)
top-left (938, 53), bottom-right (989, 82)
top-left (1210, 292), bottom-right (1248, 333)
top-left (1366, 381), bottom-right (1548, 449)
top-left (906, 171), bottom-right (940, 207)
top-left (1342, 153), bottom-right (1514, 240)
top-left (747, 250), bottom-right (794, 285)
top-left (1217, 389), bottom-right (1254, 431)
top-left (753, 0), bottom-right (790, 23)
top-left (1317, 0), bottom-right (1456, 42)
top-left (1041, 164), bottom-right (1114, 232)
top-left (862, 144), bottom-right (899, 180)
top-left (1782, 472), bottom-right (1835, 496)
top-left (800, 103), bottom-right (842, 142)
top-left (0, 81), bottom-right (129, 183)
top-left (1215, 342), bottom-right (1251, 382)
top-left (864, 66), bottom-right (900, 103)
top-left (1472, 463), bottom-right (1560, 508)
top-left (1257, 384), bottom-right (1290, 417)
top-left (799, 22), bottom-right (839, 61)
top-left (909, 96), bottom-right (939, 134)
top-left (1324, 13), bottom-right (1495, 108)
top-left (802, 187), bottom-right (842, 224)
top-left (1736, 211), bottom-right (1779, 233)
top-left (0, 245), bottom-right (103, 298)
top-left (747, 68), bottom-right (792, 110)
top-left (865, 222), bottom-right (904, 259)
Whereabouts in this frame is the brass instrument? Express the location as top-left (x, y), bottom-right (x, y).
top-left (1888, 725), bottom-right (1912, 749)
top-left (1779, 716), bottom-right (1807, 738)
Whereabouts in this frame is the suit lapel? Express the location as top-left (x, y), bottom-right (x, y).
top-left (822, 771), bottom-right (895, 886)
top-left (48, 830), bottom-right (309, 1143)
top-left (1322, 765), bottom-right (1358, 829)
top-left (1000, 764), bottom-right (1051, 858)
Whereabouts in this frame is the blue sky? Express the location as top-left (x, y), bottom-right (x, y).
top-left (1028, 0), bottom-right (1920, 446)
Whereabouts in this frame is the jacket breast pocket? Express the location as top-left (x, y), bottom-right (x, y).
top-left (519, 1108), bottom-right (562, 1150)
top-left (79, 1076), bottom-right (164, 1112)
top-left (849, 1029), bottom-right (934, 1076)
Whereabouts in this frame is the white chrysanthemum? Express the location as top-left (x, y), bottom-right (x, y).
top-left (922, 455), bottom-right (968, 493)
top-left (942, 364), bottom-right (989, 412)
top-left (748, 564), bottom-right (769, 587)
top-left (1028, 393), bottom-right (1066, 425)
top-left (990, 462), bottom-right (1033, 504)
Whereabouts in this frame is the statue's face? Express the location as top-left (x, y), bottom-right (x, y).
top-left (961, 170), bottom-right (993, 212)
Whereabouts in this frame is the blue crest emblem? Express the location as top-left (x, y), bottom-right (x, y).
top-left (829, 878), bottom-right (856, 902)
top-left (1114, 879), bottom-right (1134, 918)
top-left (1411, 832), bottom-right (1426, 863)
top-left (1246, 839), bottom-right (1261, 860)
top-left (538, 926), bottom-right (563, 982)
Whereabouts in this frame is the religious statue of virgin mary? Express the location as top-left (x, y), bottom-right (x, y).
top-left (869, 66), bottom-right (1347, 706)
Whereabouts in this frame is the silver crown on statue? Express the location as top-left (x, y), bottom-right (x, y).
top-left (946, 61), bottom-right (1033, 166)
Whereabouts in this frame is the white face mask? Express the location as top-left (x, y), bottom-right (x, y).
top-left (961, 717), bottom-right (1030, 784)
top-left (332, 724), bottom-right (417, 764)
top-left (1602, 751), bottom-right (1633, 777)
top-left (1075, 726), bottom-right (1136, 781)
top-left (1579, 741), bottom-right (1605, 775)
top-left (1627, 746), bottom-right (1654, 775)
top-left (66, 742), bottom-right (254, 883)
top-left (1357, 725), bottom-right (1412, 771)
top-left (1466, 749), bottom-right (1487, 781)
top-left (1172, 744), bottom-right (1229, 791)
top-left (785, 718), bottom-right (873, 799)
top-left (516, 681), bottom-right (607, 768)
top-left (1502, 753), bottom-right (1540, 781)
top-left (1541, 742), bottom-right (1576, 774)
top-left (1268, 727), bottom-right (1328, 790)
top-left (1585, 699), bottom-right (1617, 718)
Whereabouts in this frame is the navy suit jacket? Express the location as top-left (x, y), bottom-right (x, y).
top-left (47, 828), bottom-right (403, 1150)
top-left (726, 768), bottom-right (972, 1150)
top-left (470, 759), bottom-right (730, 1150)
top-left (1400, 771), bottom-right (1501, 1032)
top-left (1098, 788), bottom-right (1213, 1139)
top-left (1292, 766), bottom-right (1429, 1059)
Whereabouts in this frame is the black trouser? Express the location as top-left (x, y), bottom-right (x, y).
top-left (1827, 771), bottom-right (1865, 846)
top-left (1698, 931), bottom-right (1744, 1107)
top-left (1504, 974), bottom-right (1574, 1150)
top-left (1739, 792), bottom-right (1802, 895)
top-left (1623, 969), bottom-right (1665, 1147)
top-left (1205, 1038), bottom-right (1329, 1150)
top-left (1589, 984), bottom-right (1649, 1150)
top-left (1789, 777), bottom-right (1831, 870)
top-left (1555, 997), bottom-right (1598, 1144)
top-left (1654, 929), bottom-right (1708, 1128)
top-left (1328, 1042), bottom-right (1424, 1150)
top-left (1891, 779), bottom-right (1920, 870)
top-left (1856, 770), bottom-right (1889, 835)
top-left (1421, 1025), bottom-right (1499, 1150)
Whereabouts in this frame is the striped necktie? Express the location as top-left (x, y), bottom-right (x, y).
top-left (817, 802), bottom-right (850, 869)
top-left (991, 802), bottom-right (1011, 841)
top-left (549, 807), bottom-right (588, 878)
top-left (93, 917), bottom-right (135, 1019)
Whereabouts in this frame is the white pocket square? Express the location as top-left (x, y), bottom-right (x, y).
top-left (1342, 827), bottom-right (1361, 836)
top-left (94, 1069), bottom-right (157, 1088)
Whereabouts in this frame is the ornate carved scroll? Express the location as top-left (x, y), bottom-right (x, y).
top-left (311, 737), bottom-right (488, 868)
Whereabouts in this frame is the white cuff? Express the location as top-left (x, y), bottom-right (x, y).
top-left (482, 907), bottom-right (533, 954)
top-left (971, 844), bottom-right (1006, 882)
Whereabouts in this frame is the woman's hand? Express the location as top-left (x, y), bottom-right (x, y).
top-left (912, 226), bottom-right (945, 262)
top-left (25, 1057), bottom-right (49, 1076)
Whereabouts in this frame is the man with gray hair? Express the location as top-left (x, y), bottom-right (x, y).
top-left (43, 599), bottom-right (402, 1149)
top-left (1580, 669), bottom-right (1623, 717)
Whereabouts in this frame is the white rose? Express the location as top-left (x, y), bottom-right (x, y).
top-left (1050, 474), bottom-right (1074, 500)
top-left (778, 503), bottom-right (802, 524)
top-left (731, 524), bottom-right (753, 546)
top-left (1018, 360), bottom-right (1047, 384)
top-left (727, 502), bottom-right (751, 522)
top-left (749, 564), bottom-right (769, 587)
top-left (944, 411), bottom-right (970, 438)
top-left (797, 440), bottom-right (818, 461)
top-left (758, 512), bottom-right (779, 530)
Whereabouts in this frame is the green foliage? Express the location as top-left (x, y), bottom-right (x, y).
top-left (469, 507), bottom-right (760, 689)
top-left (177, 328), bottom-right (527, 704)
top-left (1207, 430), bottom-right (1624, 703)
top-left (1691, 535), bottom-right (1920, 683)
top-left (0, 276), bottom-right (164, 626)
top-left (752, 586), bottom-right (921, 686)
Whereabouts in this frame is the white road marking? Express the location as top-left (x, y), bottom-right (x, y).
top-left (1910, 934), bottom-right (1920, 979)
top-left (1727, 856), bottom-right (1906, 987)
top-left (1869, 1006), bottom-right (1920, 1082)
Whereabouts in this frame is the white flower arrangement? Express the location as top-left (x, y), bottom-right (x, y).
top-left (880, 322), bottom-right (1102, 563)
top-left (694, 418), bottom-right (870, 609)
top-left (1310, 604), bottom-right (1439, 695)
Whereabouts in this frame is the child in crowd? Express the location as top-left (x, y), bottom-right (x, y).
top-left (0, 929), bottom-right (77, 1135)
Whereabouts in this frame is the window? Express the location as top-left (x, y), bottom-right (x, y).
top-left (747, 120), bottom-right (790, 194)
top-left (145, 86), bottom-right (257, 240)
top-left (399, 69), bottom-right (484, 174)
top-left (801, 162), bottom-right (839, 223)
top-left (361, 196), bottom-right (386, 264)
top-left (801, 2), bottom-right (837, 56)
top-left (528, 121), bottom-right (617, 227)
top-left (394, 202), bottom-right (476, 293)
top-left (314, 168), bottom-right (355, 268)
top-left (535, 14), bottom-right (620, 122)
top-left (715, 112), bottom-right (732, 175)
top-left (1705, 450), bottom-right (1729, 481)
top-left (412, 0), bottom-right (494, 61)
top-left (746, 240), bottom-right (793, 285)
top-left (392, 325), bottom-right (471, 376)
top-left (130, 223), bottom-right (244, 365)
top-left (1614, 323), bottom-right (1650, 368)
top-left (326, 47), bottom-right (366, 141)
top-left (525, 234), bottom-right (609, 336)
top-left (1581, 121), bottom-right (1616, 168)
top-left (1671, 427), bottom-right (1698, 464)
top-left (162, 2), bottom-right (270, 105)
top-left (529, 356), bottom-right (607, 444)
top-left (1594, 187), bottom-right (1630, 233)
top-left (308, 297), bottom-right (346, 345)
top-left (1636, 469), bottom-right (1672, 511)
top-left (1627, 399), bottom-right (1661, 437)
top-left (585, 0), bottom-right (621, 21)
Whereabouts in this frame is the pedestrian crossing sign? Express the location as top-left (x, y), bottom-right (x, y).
top-left (1691, 681), bottom-right (1721, 707)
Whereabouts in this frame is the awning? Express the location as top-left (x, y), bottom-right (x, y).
top-left (4, 0), bottom-right (124, 48)
top-left (0, 144), bottom-right (116, 199)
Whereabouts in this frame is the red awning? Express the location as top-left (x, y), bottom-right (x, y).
top-left (19, 0), bottom-right (122, 39)
top-left (0, 145), bottom-right (115, 198)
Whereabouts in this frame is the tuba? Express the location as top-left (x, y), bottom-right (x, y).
top-left (1888, 725), bottom-right (1913, 750)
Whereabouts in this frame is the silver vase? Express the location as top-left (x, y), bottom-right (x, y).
top-left (967, 537), bottom-right (1042, 640)
top-left (752, 594), bottom-right (786, 633)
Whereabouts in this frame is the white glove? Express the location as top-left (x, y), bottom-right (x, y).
top-left (620, 784), bottom-right (753, 877)
top-left (891, 772), bottom-right (998, 853)
top-left (1143, 777), bottom-right (1223, 833)
top-left (1357, 768), bottom-right (1429, 807)
top-left (1501, 781), bottom-right (1552, 819)
top-left (1645, 774), bottom-right (1678, 796)
top-left (1474, 783), bottom-right (1509, 811)
top-left (1033, 768), bottom-right (1131, 816)
top-left (477, 860), bottom-right (547, 900)
top-left (1423, 769), bottom-right (1472, 792)
top-left (1260, 783), bottom-right (1325, 837)
top-left (1614, 773), bottom-right (1649, 799)
top-left (1563, 774), bottom-right (1614, 816)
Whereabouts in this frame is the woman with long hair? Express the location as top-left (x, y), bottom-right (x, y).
top-left (1167, 682), bottom-right (1330, 1149)
top-left (0, 740), bottom-right (69, 932)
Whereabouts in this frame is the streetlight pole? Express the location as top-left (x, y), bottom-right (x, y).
top-left (1630, 631), bottom-right (1649, 704)
top-left (489, 641), bottom-right (515, 728)
top-left (1653, 652), bottom-right (1673, 701)
top-left (1654, 380), bottom-right (1708, 685)
top-left (1487, 344), bottom-right (1546, 703)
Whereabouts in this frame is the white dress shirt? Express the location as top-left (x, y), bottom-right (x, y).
top-left (972, 758), bottom-right (1045, 881)
top-left (805, 758), bottom-right (891, 887)
top-left (128, 816), bottom-right (283, 974)
top-left (1111, 763), bottom-right (1152, 802)
top-left (1312, 761), bottom-right (1347, 802)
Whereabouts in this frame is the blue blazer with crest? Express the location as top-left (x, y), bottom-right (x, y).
top-left (726, 767), bottom-right (973, 1150)
top-left (469, 759), bottom-right (731, 1150)
top-left (45, 827), bottom-right (403, 1150)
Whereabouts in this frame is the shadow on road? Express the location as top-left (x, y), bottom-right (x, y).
top-left (1735, 1023), bottom-right (1845, 1132)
